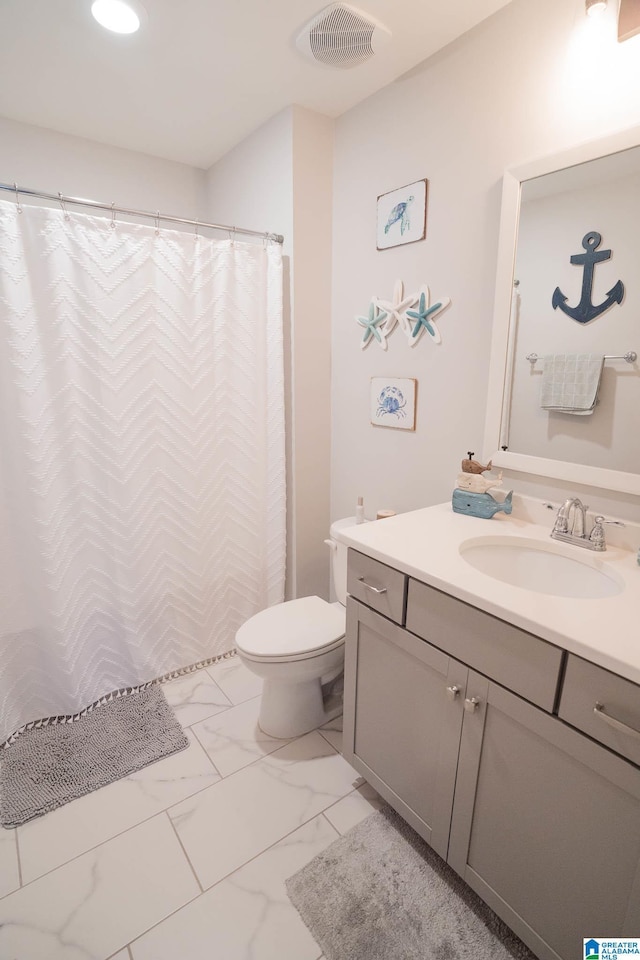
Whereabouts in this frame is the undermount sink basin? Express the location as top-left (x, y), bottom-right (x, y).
top-left (459, 536), bottom-right (624, 599)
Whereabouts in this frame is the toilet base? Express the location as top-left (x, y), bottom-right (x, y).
top-left (258, 675), bottom-right (342, 739)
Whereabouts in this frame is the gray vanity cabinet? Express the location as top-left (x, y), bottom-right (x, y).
top-left (343, 549), bottom-right (640, 960)
top-left (342, 598), bottom-right (467, 860)
top-left (448, 674), bottom-right (640, 960)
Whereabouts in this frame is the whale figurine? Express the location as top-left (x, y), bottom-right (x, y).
top-left (455, 471), bottom-right (503, 494)
top-left (461, 454), bottom-right (493, 475)
top-left (452, 489), bottom-right (513, 519)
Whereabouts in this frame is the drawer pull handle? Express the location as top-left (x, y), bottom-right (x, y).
top-left (358, 577), bottom-right (387, 595)
top-left (594, 702), bottom-right (640, 741)
top-left (464, 697), bottom-right (481, 713)
top-left (446, 685), bottom-right (461, 701)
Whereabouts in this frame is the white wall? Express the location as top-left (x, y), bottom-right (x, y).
top-left (203, 108), bottom-right (294, 250)
top-left (290, 107), bottom-right (333, 600)
top-left (331, 0), bottom-right (640, 524)
top-left (0, 115), bottom-right (205, 216)
top-left (205, 106), bottom-right (333, 599)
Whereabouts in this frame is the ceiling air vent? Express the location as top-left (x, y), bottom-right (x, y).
top-left (296, 3), bottom-right (392, 70)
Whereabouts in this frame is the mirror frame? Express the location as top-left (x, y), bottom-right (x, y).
top-left (483, 124), bottom-right (640, 496)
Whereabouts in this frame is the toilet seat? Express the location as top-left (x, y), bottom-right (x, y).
top-left (236, 596), bottom-right (345, 663)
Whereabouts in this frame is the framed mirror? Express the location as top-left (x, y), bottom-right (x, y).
top-left (484, 126), bottom-right (640, 496)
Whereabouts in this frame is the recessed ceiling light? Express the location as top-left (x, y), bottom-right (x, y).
top-left (91, 0), bottom-right (142, 34)
top-left (585, 0), bottom-right (608, 16)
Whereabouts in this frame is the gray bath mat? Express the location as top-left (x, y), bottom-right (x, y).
top-left (0, 687), bottom-right (188, 826)
top-left (286, 806), bottom-right (537, 960)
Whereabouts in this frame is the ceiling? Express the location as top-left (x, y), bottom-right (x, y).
top-left (0, 0), bottom-right (512, 169)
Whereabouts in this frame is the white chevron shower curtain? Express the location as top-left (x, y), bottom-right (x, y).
top-left (0, 199), bottom-right (285, 743)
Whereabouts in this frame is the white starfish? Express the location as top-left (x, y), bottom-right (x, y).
top-left (374, 280), bottom-right (417, 337)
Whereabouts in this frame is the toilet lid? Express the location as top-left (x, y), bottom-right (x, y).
top-left (236, 596), bottom-right (346, 659)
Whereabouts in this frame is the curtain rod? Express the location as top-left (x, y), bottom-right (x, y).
top-left (0, 181), bottom-right (285, 245)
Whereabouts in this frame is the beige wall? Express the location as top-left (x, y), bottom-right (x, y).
top-left (330, 0), bottom-right (640, 524)
top-left (290, 107), bottom-right (333, 599)
top-left (205, 106), bottom-right (333, 599)
top-left (0, 115), bottom-right (205, 216)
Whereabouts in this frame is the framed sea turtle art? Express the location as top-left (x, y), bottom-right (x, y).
top-left (370, 377), bottom-right (417, 430)
top-left (376, 179), bottom-right (428, 250)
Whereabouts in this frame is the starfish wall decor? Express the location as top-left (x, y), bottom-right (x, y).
top-left (405, 285), bottom-right (451, 347)
top-left (356, 301), bottom-right (389, 350)
top-left (356, 280), bottom-right (450, 349)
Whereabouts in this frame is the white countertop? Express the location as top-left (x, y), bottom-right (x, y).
top-left (337, 501), bottom-right (640, 685)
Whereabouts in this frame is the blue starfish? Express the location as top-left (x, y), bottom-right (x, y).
top-left (356, 301), bottom-right (388, 348)
top-left (406, 293), bottom-right (443, 339)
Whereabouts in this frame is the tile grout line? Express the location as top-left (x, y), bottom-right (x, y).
top-left (187, 694), bottom-right (267, 772)
top-left (116, 738), bottom-right (360, 951)
top-left (182, 712), bottom-right (304, 781)
top-left (14, 825), bottom-right (23, 888)
top-left (320, 810), bottom-right (337, 833)
top-left (0, 767), bottom-right (222, 899)
top-left (105, 948), bottom-right (131, 960)
top-left (186, 799), bottom-right (345, 892)
top-left (203, 665), bottom-right (257, 707)
top-left (1, 725), bottom-right (349, 901)
top-left (180, 724), bottom-right (224, 779)
top-left (165, 809), bottom-right (204, 894)
top-left (2, 717), bottom-right (293, 897)
top-left (320, 784), bottom-right (361, 821)
top-left (1, 719), bottom-right (233, 896)
top-left (316, 727), bottom-right (342, 752)
top-left (129, 809), bottom-right (343, 951)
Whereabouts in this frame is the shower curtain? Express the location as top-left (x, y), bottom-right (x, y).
top-left (0, 198), bottom-right (285, 743)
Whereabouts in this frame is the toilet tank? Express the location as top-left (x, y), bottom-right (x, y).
top-left (328, 517), bottom-right (359, 606)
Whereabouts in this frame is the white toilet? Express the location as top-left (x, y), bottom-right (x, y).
top-left (235, 517), bottom-right (355, 739)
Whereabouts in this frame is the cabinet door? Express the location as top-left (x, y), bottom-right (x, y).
top-left (449, 673), bottom-right (640, 960)
top-left (343, 598), bottom-right (467, 859)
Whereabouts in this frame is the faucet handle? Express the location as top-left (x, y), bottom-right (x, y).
top-left (588, 515), bottom-right (625, 550)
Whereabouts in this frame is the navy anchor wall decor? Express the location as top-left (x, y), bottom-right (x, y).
top-left (552, 231), bottom-right (624, 324)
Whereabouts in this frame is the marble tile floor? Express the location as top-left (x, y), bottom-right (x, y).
top-left (0, 657), bottom-right (383, 960)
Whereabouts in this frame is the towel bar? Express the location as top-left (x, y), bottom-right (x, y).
top-left (526, 351), bottom-right (637, 365)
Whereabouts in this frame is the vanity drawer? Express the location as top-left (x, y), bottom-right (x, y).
top-left (347, 550), bottom-right (407, 625)
top-left (559, 655), bottom-right (640, 766)
top-left (406, 579), bottom-right (563, 711)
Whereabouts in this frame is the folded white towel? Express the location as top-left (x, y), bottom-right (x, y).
top-left (540, 353), bottom-right (604, 416)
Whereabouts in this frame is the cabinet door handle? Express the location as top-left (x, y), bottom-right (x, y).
top-left (357, 577), bottom-right (387, 595)
top-left (464, 697), bottom-right (481, 713)
top-left (446, 685), bottom-right (461, 700)
top-left (594, 702), bottom-right (640, 742)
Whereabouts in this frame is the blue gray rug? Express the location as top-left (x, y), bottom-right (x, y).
top-left (0, 687), bottom-right (188, 826)
top-left (286, 805), bottom-right (538, 960)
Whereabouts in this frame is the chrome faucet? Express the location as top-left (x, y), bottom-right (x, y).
top-left (552, 498), bottom-right (587, 539)
top-left (551, 498), bottom-right (624, 551)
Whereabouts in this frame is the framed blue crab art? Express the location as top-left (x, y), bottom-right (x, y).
top-left (376, 179), bottom-right (427, 250)
top-left (370, 377), bottom-right (417, 430)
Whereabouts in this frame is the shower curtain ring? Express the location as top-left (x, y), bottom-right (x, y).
top-left (194, 219), bottom-right (199, 241)
top-left (58, 192), bottom-right (70, 221)
top-left (154, 211), bottom-right (160, 235)
top-left (13, 182), bottom-right (22, 214)
top-left (110, 202), bottom-right (117, 230)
